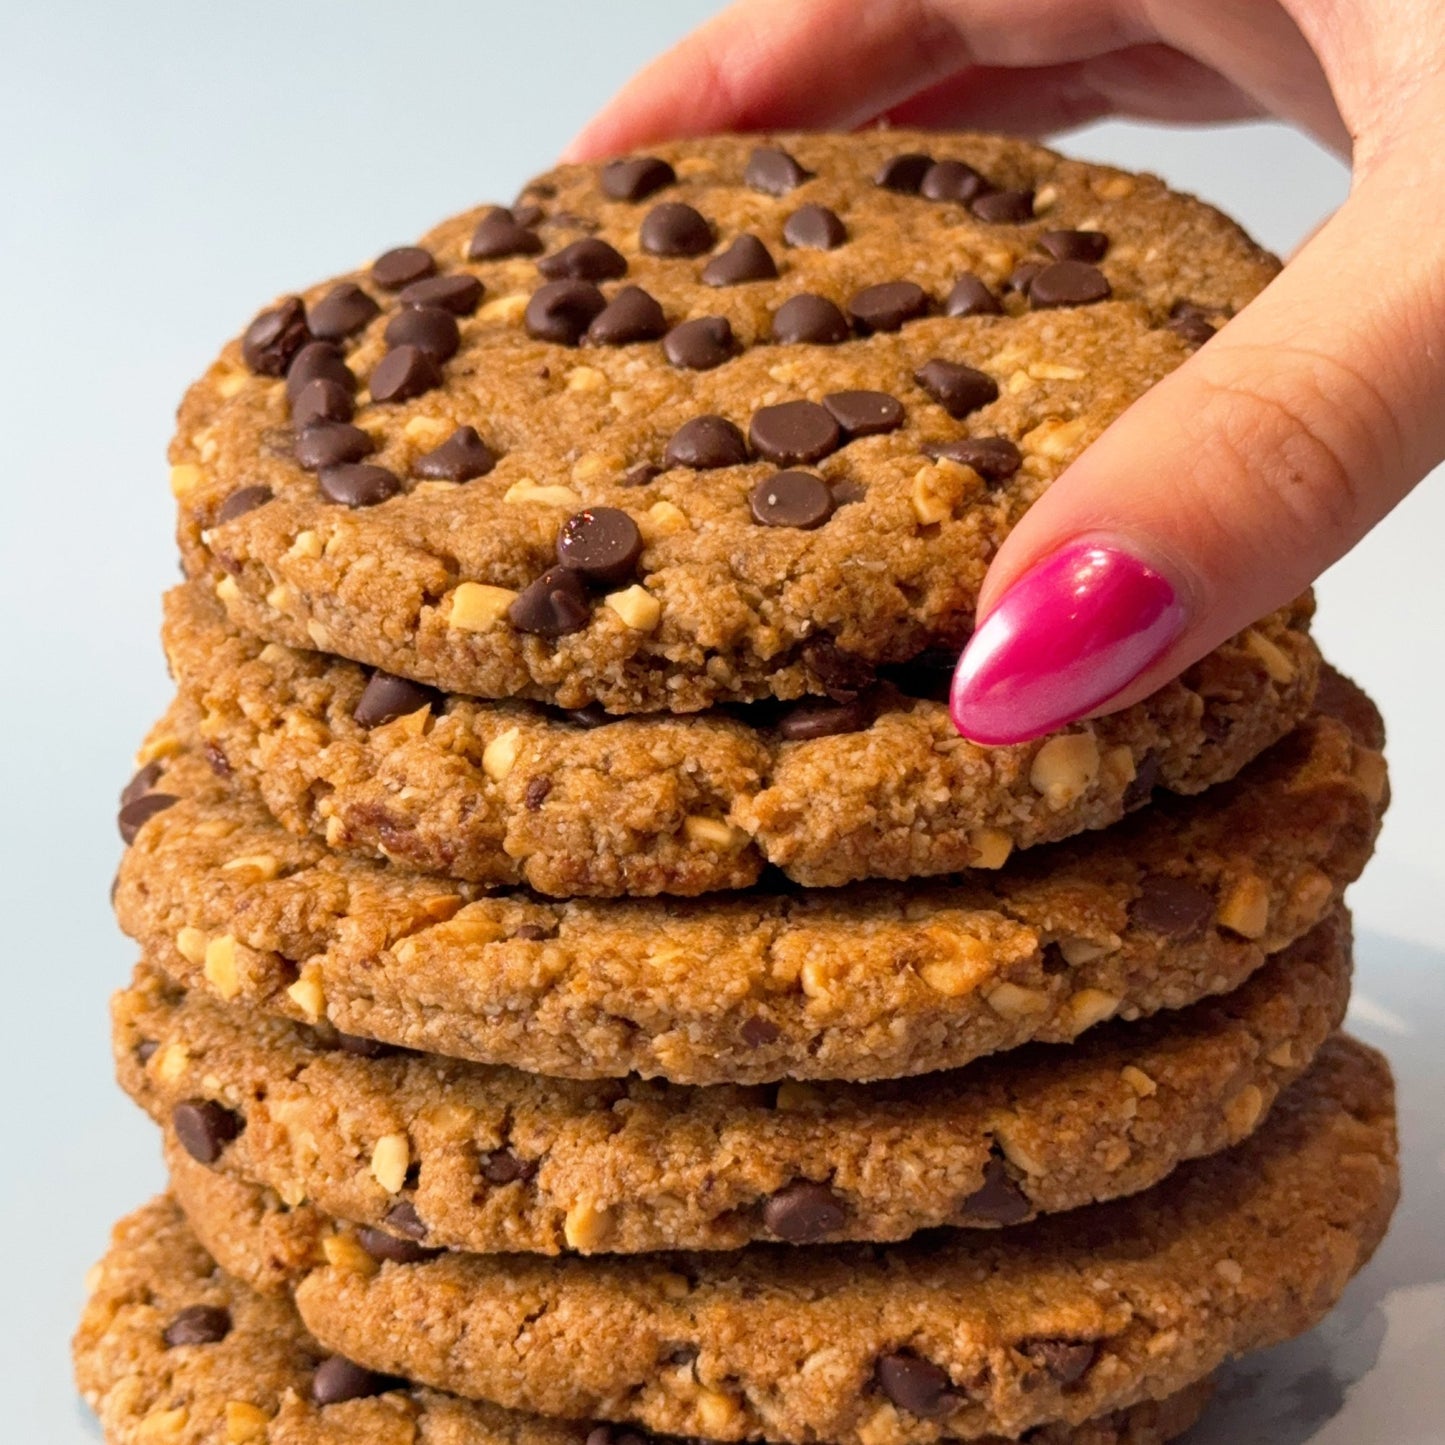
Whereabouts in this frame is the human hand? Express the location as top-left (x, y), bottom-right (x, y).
top-left (566, 0), bottom-right (1445, 742)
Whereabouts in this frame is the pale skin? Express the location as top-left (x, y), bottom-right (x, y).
top-left (566, 0), bottom-right (1445, 727)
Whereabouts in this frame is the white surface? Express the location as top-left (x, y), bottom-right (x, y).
top-left (0, 1), bottom-right (1440, 1435)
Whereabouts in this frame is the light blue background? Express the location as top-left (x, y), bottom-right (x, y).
top-left (1, 2), bottom-right (1440, 1437)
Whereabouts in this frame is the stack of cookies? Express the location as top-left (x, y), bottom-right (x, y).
top-left (78, 132), bottom-right (1400, 1445)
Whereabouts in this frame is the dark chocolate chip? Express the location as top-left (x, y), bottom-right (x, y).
top-left (120, 761), bottom-right (163, 807)
top-left (587, 1427), bottom-right (654, 1445)
top-left (512, 202), bottom-right (544, 227)
top-left (776, 691), bottom-right (875, 739)
top-left (308, 282), bottom-right (381, 341)
top-left (876, 1352), bottom-right (956, 1418)
top-left (1122, 751), bottom-right (1161, 810)
top-left (480, 1148), bottom-right (537, 1185)
top-left (924, 436), bottom-right (1021, 483)
top-left (875, 152), bottom-right (933, 193)
top-left (848, 281), bottom-right (929, 334)
top-left (639, 202), bottom-right (714, 257)
top-left (512, 922), bottom-right (554, 940)
top-left (1166, 312), bottom-right (1216, 347)
top-left (664, 414), bottom-right (749, 469)
top-left (701, 234), bottom-right (777, 285)
top-left (921, 159), bottom-right (988, 204)
top-left (1029, 260), bottom-right (1111, 309)
top-left (740, 1015), bottom-right (780, 1047)
top-left (508, 565), bottom-right (592, 636)
top-left (562, 704), bottom-right (612, 729)
top-left (538, 237), bottom-right (628, 282)
top-left (662, 315), bottom-right (734, 371)
top-left (318, 462), bottom-right (401, 508)
top-left (585, 285), bottom-right (666, 345)
top-left (750, 470), bottom-right (835, 529)
top-left (770, 293), bottom-right (849, 345)
top-left (468, 208), bottom-right (543, 260)
top-left (761, 1180), bottom-right (848, 1242)
top-left (1131, 876), bottom-right (1215, 937)
top-left (945, 274), bottom-right (1003, 317)
top-left (285, 341), bottom-right (355, 402)
top-left (204, 742), bottom-right (232, 778)
top-left (214, 485), bottom-right (273, 525)
top-left (882, 649), bottom-right (954, 703)
top-left (353, 671), bottom-right (437, 727)
top-left (749, 400), bottom-right (841, 465)
top-left (745, 145), bottom-right (811, 195)
top-left (556, 507), bottom-right (644, 584)
top-left (803, 639), bottom-right (875, 701)
top-left (915, 359), bottom-right (999, 419)
top-left (291, 377), bottom-right (354, 428)
top-left (335, 1032), bottom-right (397, 1059)
top-left (959, 1155), bottom-right (1031, 1225)
top-left (970, 188), bottom-right (1036, 223)
top-left (601, 155), bottom-right (676, 201)
top-left (413, 425), bottom-right (495, 481)
top-left (620, 462), bottom-right (661, 487)
top-left (118, 792), bottom-right (178, 845)
top-left (524, 280), bottom-right (607, 345)
top-left (783, 204), bottom-right (846, 250)
top-left (370, 344), bottom-right (443, 403)
top-left (822, 389), bottom-right (903, 438)
top-left (398, 273), bottom-right (484, 316)
top-left (1039, 229), bottom-right (1108, 263)
top-left (1005, 261), bottom-right (1044, 297)
top-left (135, 1039), bottom-right (159, 1064)
top-left (172, 1100), bottom-right (242, 1165)
top-left (384, 305), bottom-right (460, 361)
top-left (383, 1201), bottom-right (428, 1240)
top-left (242, 296), bottom-right (311, 377)
top-left (356, 1225), bottom-right (437, 1265)
top-left (313, 1355), bottom-right (390, 1406)
top-left (163, 1305), bottom-right (232, 1348)
top-left (1023, 1339), bottom-right (1098, 1386)
top-left (370, 246), bottom-right (436, 290)
top-left (524, 775), bottom-right (553, 810)
top-left (293, 422), bottom-right (375, 471)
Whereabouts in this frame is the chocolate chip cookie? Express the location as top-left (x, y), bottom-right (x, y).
top-left (172, 131), bottom-right (1278, 712)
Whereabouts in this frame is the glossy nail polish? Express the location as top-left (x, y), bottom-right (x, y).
top-left (950, 542), bottom-right (1186, 745)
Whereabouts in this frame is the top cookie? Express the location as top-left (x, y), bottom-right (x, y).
top-left (173, 131), bottom-right (1278, 712)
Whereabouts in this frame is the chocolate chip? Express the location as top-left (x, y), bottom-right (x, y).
top-left (771, 293), bottom-right (849, 346)
top-left (214, 485), bottom-right (273, 525)
top-left (924, 436), bottom-right (1021, 484)
top-left (585, 286), bottom-right (666, 345)
top-left (353, 672), bottom-right (437, 727)
top-left (783, 204), bottom-right (846, 250)
top-left (1039, 229), bottom-right (1108, 263)
top-left (915, 359), bottom-right (999, 419)
top-left (242, 296), bottom-right (311, 377)
top-left (640, 202), bottom-right (714, 257)
top-left (524, 776), bottom-right (553, 810)
top-left (356, 1225), bottom-right (437, 1265)
top-left (921, 159), bottom-right (988, 203)
top-left (508, 565), bottom-right (592, 636)
top-left (480, 1148), bottom-right (537, 1185)
top-left (601, 155), bottom-right (676, 201)
top-left (293, 422), bottom-right (375, 471)
top-left (468, 208), bottom-right (543, 260)
top-left (398, 273), bottom-right (484, 316)
top-left (822, 390), bottom-right (903, 439)
top-left (1029, 260), bottom-right (1111, 309)
top-left (1166, 310), bottom-right (1216, 347)
top-left (163, 1305), bottom-right (232, 1348)
top-left (1005, 261), bottom-right (1043, 296)
top-left (120, 761), bottom-right (163, 807)
top-left (621, 462), bottom-right (661, 487)
top-left (556, 507), bottom-right (643, 584)
top-left (383, 1201), bottom-right (429, 1240)
top-left (1022, 1339), bottom-right (1098, 1386)
top-left (135, 1039), bottom-right (159, 1064)
top-left (370, 246), bottom-right (436, 290)
top-left (1131, 876), bottom-right (1215, 937)
top-left (970, 188), bottom-right (1035, 223)
top-left (959, 1155), bottom-right (1031, 1225)
top-left (740, 1015), bottom-right (780, 1047)
top-left (308, 283), bottom-right (380, 341)
top-left (1122, 752), bottom-right (1160, 810)
top-left (525, 280), bottom-right (607, 345)
top-left (745, 145), bottom-right (811, 195)
top-left (513, 922), bottom-right (554, 940)
top-left (383, 305), bottom-right (460, 361)
top-left (285, 341), bottom-right (355, 402)
top-left (172, 1100), bottom-right (242, 1165)
top-left (945, 274), bottom-right (1003, 318)
top-left (313, 1355), bottom-right (390, 1406)
top-left (335, 1032), bottom-right (398, 1059)
top-left (118, 792), bottom-right (178, 844)
top-left (562, 704), bottom-right (612, 729)
top-left (875, 153), bottom-right (933, 193)
top-left (662, 315), bottom-right (734, 370)
top-left (776, 691), bottom-right (875, 739)
top-left (370, 344), bottom-right (443, 402)
top-left (848, 281), bottom-right (928, 334)
top-left (803, 639), bottom-right (875, 701)
top-left (701, 234), bottom-right (777, 285)
top-left (538, 237), bottom-right (628, 282)
top-left (413, 425), bottom-right (495, 482)
top-left (750, 471), bottom-right (835, 530)
top-left (291, 377), bottom-right (354, 428)
top-left (318, 463), bottom-right (401, 508)
top-left (762, 1181), bottom-right (848, 1242)
top-left (876, 1352), bottom-right (956, 1418)
top-left (512, 202), bottom-right (545, 228)
top-left (749, 400), bottom-right (841, 465)
top-left (664, 414), bottom-right (749, 469)
top-left (587, 1427), bottom-right (654, 1445)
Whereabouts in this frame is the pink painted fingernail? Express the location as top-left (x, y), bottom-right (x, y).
top-left (950, 541), bottom-right (1187, 745)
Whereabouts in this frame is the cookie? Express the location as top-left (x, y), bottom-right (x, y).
top-left (165, 1038), bottom-right (1398, 1445)
top-left (112, 671), bottom-right (1385, 1085)
top-left (171, 131), bottom-right (1279, 712)
top-left (74, 1199), bottom-right (1215, 1445)
top-left (119, 911), bottom-right (1351, 1255)
top-left (167, 580), bottom-right (1319, 893)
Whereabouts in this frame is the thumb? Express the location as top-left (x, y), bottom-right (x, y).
top-left (951, 127), bottom-right (1445, 745)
